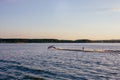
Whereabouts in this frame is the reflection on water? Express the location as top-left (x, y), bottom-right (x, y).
top-left (0, 43), bottom-right (120, 80)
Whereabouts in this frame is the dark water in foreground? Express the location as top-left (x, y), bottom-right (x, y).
top-left (0, 43), bottom-right (120, 80)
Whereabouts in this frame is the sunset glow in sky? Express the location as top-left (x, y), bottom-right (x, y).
top-left (0, 0), bottom-right (120, 40)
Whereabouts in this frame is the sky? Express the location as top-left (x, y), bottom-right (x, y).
top-left (0, 0), bottom-right (120, 40)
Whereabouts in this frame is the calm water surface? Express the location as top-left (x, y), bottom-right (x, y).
top-left (0, 43), bottom-right (120, 80)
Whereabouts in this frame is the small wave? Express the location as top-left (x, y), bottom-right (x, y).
top-left (0, 60), bottom-right (21, 65)
top-left (5, 65), bottom-right (58, 79)
top-left (6, 65), bottom-right (45, 74)
top-left (0, 72), bottom-right (17, 80)
top-left (22, 75), bottom-right (45, 80)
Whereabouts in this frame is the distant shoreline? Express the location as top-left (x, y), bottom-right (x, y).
top-left (0, 39), bottom-right (120, 43)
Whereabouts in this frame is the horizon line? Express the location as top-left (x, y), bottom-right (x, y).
top-left (0, 38), bottom-right (120, 41)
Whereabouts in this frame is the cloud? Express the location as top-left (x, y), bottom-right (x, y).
top-left (85, 7), bottom-right (120, 12)
top-left (112, 8), bottom-right (120, 12)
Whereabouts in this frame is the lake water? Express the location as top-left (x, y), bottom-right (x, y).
top-left (0, 43), bottom-right (120, 80)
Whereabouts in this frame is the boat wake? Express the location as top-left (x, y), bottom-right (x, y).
top-left (48, 45), bottom-right (120, 54)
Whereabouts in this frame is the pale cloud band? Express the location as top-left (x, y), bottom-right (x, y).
top-left (112, 8), bottom-right (120, 12)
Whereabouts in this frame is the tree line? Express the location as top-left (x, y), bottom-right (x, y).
top-left (0, 39), bottom-right (120, 43)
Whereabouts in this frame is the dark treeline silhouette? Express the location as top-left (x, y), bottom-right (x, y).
top-left (0, 38), bottom-right (120, 43)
